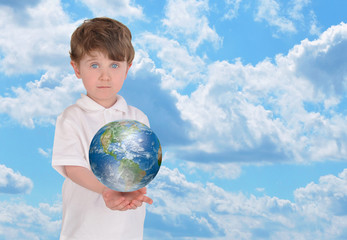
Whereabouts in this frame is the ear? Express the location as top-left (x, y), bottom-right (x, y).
top-left (71, 61), bottom-right (81, 78)
top-left (126, 63), bottom-right (132, 75)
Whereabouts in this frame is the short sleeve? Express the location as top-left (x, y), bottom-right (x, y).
top-left (138, 113), bottom-right (150, 128)
top-left (128, 105), bottom-right (150, 128)
top-left (52, 115), bottom-right (89, 178)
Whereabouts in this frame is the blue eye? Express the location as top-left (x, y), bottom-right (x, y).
top-left (91, 63), bottom-right (99, 69)
top-left (111, 63), bottom-right (118, 68)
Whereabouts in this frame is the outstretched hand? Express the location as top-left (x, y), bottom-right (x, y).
top-left (124, 187), bottom-right (153, 209)
top-left (102, 187), bottom-right (153, 211)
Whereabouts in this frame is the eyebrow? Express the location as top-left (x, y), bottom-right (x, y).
top-left (83, 55), bottom-right (124, 64)
top-left (84, 57), bottom-right (98, 62)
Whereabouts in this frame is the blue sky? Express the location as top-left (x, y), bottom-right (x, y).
top-left (0, 0), bottom-right (347, 239)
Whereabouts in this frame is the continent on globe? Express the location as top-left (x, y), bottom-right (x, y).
top-left (89, 120), bottom-right (162, 192)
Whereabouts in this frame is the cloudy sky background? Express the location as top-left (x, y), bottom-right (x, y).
top-left (0, 0), bottom-right (347, 239)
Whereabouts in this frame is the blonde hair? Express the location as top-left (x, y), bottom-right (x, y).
top-left (70, 17), bottom-right (134, 65)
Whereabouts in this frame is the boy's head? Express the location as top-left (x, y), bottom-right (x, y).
top-left (70, 17), bottom-right (134, 66)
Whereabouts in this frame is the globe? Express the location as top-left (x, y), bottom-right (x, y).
top-left (89, 120), bottom-right (162, 192)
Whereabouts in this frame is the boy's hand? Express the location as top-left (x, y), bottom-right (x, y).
top-left (124, 187), bottom-right (153, 209)
top-left (102, 189), bottom-right (131, 211)
top-left (102, 187), bottom-right (153, 211)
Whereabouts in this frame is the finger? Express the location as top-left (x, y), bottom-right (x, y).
top-left (105, 196), bottom-right (125, 208)
top-left (128, 203), bottom-right (137, 210)
top-left (138, 187), bottom-right (147, 194)
top-left (111, 201), bottom-right (130, 211)
top-left (141, 196), bottom-right (153, 205)
top-left (109, 199), bottom-right (129, 210)
top-left (131, 200), bottom-right (143, 208)
top-left (120, 203), bottom-right (132, 211)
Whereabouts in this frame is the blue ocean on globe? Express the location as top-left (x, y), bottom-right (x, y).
top-left (89, 120), bottom-right (162, 192)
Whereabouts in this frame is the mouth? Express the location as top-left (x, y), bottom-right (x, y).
top-left (97, 86), bottom-right (111, 89)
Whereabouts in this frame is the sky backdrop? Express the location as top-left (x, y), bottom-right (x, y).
top-left (0, 0), bottom-right (347, 239)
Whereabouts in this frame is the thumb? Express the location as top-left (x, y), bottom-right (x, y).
top-left (138, 187), bottom-right (147, 194)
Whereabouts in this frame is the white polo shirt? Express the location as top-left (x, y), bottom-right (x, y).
top-left (52, 94), bottom-right (149, 240)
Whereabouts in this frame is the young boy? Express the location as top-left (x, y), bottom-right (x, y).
top-left (52, 17), bottom-right (153, 240)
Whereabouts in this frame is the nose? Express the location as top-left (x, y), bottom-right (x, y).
top-left (99, 68), bottom-right (110, 81)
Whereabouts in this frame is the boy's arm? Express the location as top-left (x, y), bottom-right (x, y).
top-left (65, 166), bottom-right (153, 210)
top-left (65, 166), bottom-right (130, 210)
top-left (65, 166), bottom-right (105, 194)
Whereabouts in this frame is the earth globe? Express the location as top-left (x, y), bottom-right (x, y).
top-left (89, 120), bottom-right (162, 192)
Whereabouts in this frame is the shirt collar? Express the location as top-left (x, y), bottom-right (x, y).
top-left (76, 94), bottom-right (128, 112)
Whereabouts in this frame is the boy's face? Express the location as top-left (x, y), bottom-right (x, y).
top-left (71, 51), bottom-right (131, 108)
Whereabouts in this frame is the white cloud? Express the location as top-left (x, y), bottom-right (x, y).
top-left (294, 169), bottom-right (347, 238)
top-left (0, 200), bottom-right (61, 239)
top-left (0, 164), bottom-right (33, 194)
top-left (224, 0), bottom-right (243, 20)
top-left (0, 71), bottom-right (84, 128)
top-left (288, 0), bottom-right (311, 21)
top-left (135, 34), bottom-right (206, 89)
top-left (164, 150), bottom-right (242, 179)
top-left (162, 0), bottom-right (222, 50)
top-left (172, 23), bottom-right (347, 163)
top-left (38, 148), bottom-right (52, 158)
top-left (309, 10), bottom-right (321, 36)
top-left (285, 22), bottom-right (347, 96)
top-left (255, 0), bottom-right (296, 34)
top-left (173, 59), bottom-right (297, 161)
top-left (78, 0), bottom-right (144, 19)
top-left (182, 161), bottom-right (242, 180)
top-left (295, 169), bottom-right (347, 217)
top-left (0, 0), bottom-right (78, 75)
top-left (147, 166), bottom-right (347, 239)
top-left (254, 0), bottom-right (320, 36)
